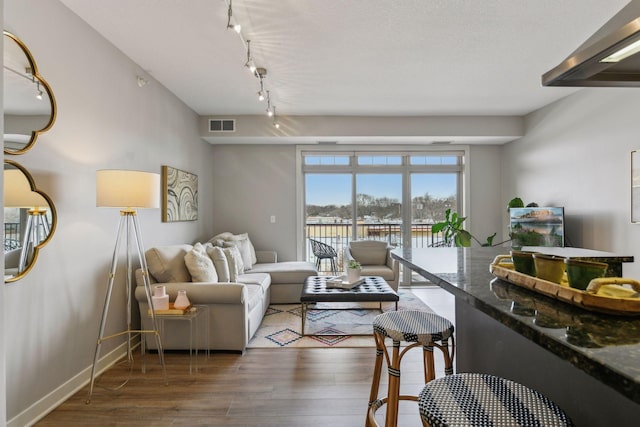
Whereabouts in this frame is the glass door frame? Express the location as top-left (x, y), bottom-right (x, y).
top-left (296, 145), bottom-right (470, 262)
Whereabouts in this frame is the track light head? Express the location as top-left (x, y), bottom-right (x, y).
top-left (226, 0), bottom-right (241, 33)
top-left (35, 81), bottom-right (43, 100)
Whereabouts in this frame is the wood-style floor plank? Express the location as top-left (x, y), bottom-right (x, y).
top-left (37, 287), bottom-right (453, 426)
top-left (36, 347), bottom-right (438, 426)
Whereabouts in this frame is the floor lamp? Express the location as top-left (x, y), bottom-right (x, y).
top-left (87, 169), bottom-right (167, 403)
top-left (4, 168), bottom-right (50, 273)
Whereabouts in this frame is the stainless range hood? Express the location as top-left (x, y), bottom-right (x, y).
top-left (543, 1), bottom-right (640, 87)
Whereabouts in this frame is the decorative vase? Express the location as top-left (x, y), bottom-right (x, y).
top-left (565, 258), bottom-right (608, 290)
top-left (174, 290), bottom-right (191, 309)
top-left (532, 253), bottom-right (565, 284)
top-left (347, 267), bottom-right (361, 283)
top-left (151, 285), bottom-right (169, 310)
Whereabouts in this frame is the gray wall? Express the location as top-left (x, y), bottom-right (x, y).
top-left (3, 1), bottom-right (215, 424)
top-left (210, 145), bottom-right (299, 260)
top-left (503, 88), bottom-right (640, 278)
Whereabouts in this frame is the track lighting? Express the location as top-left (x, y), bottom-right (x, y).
top-left (266, 91), bottom-right (274, 116)
top-left (255, 67), bottom-right (266, 101)
top-left (245, 40), bottom-right (257, 73)
top-left (272, 106), bottom-right (280, 129)
top-left (223, 1), bottom-right (280, 123)
top-left (226, 0), bottom-right (242, 33)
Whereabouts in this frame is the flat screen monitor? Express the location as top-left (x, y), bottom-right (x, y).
top-left (509, 207), bottom-right (565, 247)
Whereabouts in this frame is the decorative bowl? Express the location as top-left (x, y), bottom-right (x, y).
top-left (565, 258), bottom-right (608, 291)
top-left (510, 250), bottom-right (537, 276)
top-left (532, 253), bottom-right (565, 284)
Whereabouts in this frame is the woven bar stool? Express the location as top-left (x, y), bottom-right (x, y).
top-left (418, 373), bottom-right (574, 427)
top-left (367, 310), bottom-right (455, 427)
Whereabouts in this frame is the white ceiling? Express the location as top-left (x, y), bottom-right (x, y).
top-left (58, 0), bottom-right (629, 118)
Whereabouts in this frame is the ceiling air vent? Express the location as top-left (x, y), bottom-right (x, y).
top-left (209, 119), bottom-right (235, 132)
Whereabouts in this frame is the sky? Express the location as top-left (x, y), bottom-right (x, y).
top-left (306, 173), bottom-right (457, 206)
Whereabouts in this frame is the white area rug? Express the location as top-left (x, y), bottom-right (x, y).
top-left (247, 291), bottom-right (433, 348)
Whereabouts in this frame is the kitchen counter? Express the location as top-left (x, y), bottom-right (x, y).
top-left (392, 246), bottom-right (639, 426)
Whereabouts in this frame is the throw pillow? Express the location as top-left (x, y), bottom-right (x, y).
top-left (184, 242), bottom-right (218, 282)
top-left (223, 240), bottom-right (253, 270)
top-left (223, 245), bottom-right (244, 282)
top-left (145, 244), bottom-right (193, 283)
top-left (206, 246), bottom-right (230, 282)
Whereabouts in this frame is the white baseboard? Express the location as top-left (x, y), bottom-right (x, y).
top-left (8, 338), bottom-right (141, 427)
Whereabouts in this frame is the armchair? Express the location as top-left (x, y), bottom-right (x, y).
top-left (346, 240), bottom-right (399, 290)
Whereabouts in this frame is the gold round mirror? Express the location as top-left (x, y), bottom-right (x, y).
top-left (3, 31), bottom-right (56, 155)
top-left (4, 160), bottom-right (57, 283)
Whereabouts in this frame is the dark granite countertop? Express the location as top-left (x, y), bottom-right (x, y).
top-left (391, 246), bottom-right (640, 404)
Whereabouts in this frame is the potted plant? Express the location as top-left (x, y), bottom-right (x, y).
top-left (432, 209), bottom-right (496, 247)
top-left (346, 259), bottom-right (362, 282)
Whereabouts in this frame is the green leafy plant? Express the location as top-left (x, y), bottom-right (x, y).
top-left (508, 197), bottom-right (524, 209)
top-left (432, 209), bottom-right (497, 247)
top-left (508, 197), bottom-right (538, 210)
top-left (347, 259), bottom-right (361, 269)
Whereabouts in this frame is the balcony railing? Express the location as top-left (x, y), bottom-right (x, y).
top-left (4, 223), bottom-right (20, 251)
top-left (306, 222), bottom-right (444, 273)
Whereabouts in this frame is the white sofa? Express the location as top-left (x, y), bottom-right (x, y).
top-left (134, 235), bottom-right (317, 353)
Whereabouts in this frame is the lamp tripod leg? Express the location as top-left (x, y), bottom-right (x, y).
top-left (86, 216), bottom-right (125, 404)
top-left (131, 214), bottom-right (167, 385)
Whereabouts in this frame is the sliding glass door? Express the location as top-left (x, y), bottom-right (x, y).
top-left (301, 150), bottom-right (464, 278)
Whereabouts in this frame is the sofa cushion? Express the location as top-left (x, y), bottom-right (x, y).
top-left (349, 240), bottom-right (389, 265)
top-left (237, 272), bottom-right (271, 294)
top-left (184, 243), bottom-right (218, 282)
top-left (250, 261), bottom-right (317, 284)
top-left (146, 244), bottom-right (193, 283)
top-left (223, 245), bottom-right (244, 281)
top-left (206, 246), bottom-right (230, 282)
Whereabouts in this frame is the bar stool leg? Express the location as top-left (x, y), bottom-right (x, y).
top-left (385, 340), bottom-right (401, 427)
top-left (367, 332), bottom-right (386, 427)
top-left (435, 336), bottom-right (455, 376)
top-left (422, 345), bottom-right (436, 382)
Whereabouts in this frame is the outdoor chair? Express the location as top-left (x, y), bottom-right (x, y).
top-left (309, 238), bottom-right (338, 274)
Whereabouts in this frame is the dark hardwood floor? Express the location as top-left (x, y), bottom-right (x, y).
top-left (36, 287), bottom-right (453, 426)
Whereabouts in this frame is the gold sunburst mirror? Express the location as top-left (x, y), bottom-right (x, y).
top-left (3, 30), bottom-right (57, 155)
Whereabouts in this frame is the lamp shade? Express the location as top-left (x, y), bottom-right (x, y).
top-left (96, 169), bottom-right (160, 209)
top-left (4, 169), bottom-right (48, 208)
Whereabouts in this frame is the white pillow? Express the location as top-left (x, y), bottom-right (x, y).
top-left (184, 243), bottom-right (218, 282)
top-left (208, 232), bottom-right (257, 268)
top-left (223, 245), bottom-right (244, 282)
top-left (228, 233), bottom-right (257, 267)
top-left (223, 240), bottom-right (253, 270)
top-left (206, 246), bottom-right (230, 282)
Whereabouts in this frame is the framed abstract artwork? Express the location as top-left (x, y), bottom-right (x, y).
top-left (633, 150), bottom-right (640, 223)
top-left (162, 165), bottom-right (198, 222)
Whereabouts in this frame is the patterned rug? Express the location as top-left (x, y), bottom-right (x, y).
top-left (247, 291), bottom-right (433, 348)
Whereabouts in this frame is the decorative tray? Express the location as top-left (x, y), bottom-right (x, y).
top-left (490, 255), bottom-right (640, 316)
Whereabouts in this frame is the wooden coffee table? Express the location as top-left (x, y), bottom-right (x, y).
top-left (300, 276), bottom-right (399, 336)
